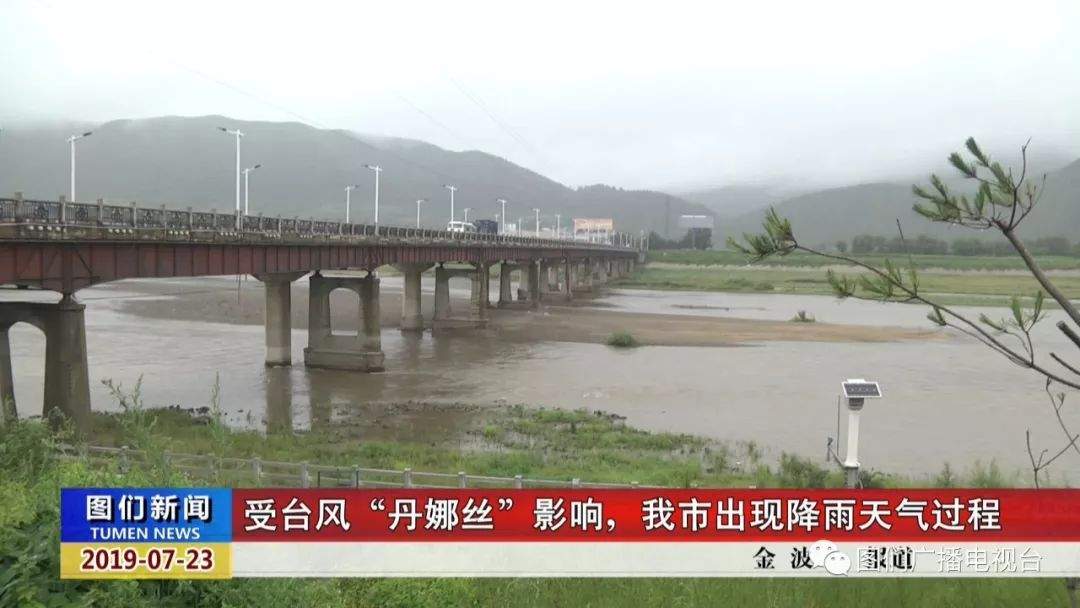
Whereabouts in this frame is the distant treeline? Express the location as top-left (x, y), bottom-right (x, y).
top-left (836, 235), bottom-right (1079, 257)
top-left (649, 229), bottom-right (712, 250)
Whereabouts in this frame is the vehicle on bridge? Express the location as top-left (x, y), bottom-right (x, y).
top-left (474, 219), bottom-right (498, 235)
top-left (446, 220), bottom-right (477, 233)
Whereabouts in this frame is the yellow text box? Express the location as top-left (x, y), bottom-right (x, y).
top-left (60, 543), bottom-right (231, 579)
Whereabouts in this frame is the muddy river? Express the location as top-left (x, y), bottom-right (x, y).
top-left (5, 276), bottom-right (1078, 480)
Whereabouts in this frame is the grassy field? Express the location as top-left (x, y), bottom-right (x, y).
top-left (648, 249), bottom-right (1080, 272)
top-left (616, 253), bottom-right (1080, 308)
top-left (2, 393), bottom-right (1058, 607)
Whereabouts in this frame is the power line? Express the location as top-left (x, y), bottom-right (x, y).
top-left (448, 77), bottom-right (544, 162)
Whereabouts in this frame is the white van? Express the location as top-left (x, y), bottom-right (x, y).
top-left (446, 220), bottom-right (477, 233)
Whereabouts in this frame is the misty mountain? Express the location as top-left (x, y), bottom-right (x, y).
top-left (720, 160), bottom-right (1080, 247)
top-left (0, 116), bottom-right (714, 235)
top-left (677, 184), bottom-right (797, 219)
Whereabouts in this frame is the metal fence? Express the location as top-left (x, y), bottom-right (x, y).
top-left (0, 195), bottom-right (644, 251)
top-left (55, 444), bottom-right (655, 489)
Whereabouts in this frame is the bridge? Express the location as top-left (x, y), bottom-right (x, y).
top-left (0, 194), bottom-right (644, 427)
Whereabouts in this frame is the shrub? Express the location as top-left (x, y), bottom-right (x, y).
top-left (606, 331), bottom-right (639, 348)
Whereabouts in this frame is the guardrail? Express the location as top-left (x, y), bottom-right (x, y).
top-left (56, 444), bottom-right (660, 489)
top-left (0, 195), bottom-right (643, 251)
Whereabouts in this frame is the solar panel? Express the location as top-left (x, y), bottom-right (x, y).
top-left (842, 382), bottom-right (881, 399)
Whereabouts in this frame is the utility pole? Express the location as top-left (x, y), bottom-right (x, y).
top-left (345, 184), bottom-right (361, 223)
top-left (242, 164), bottom-right (261, 216)
top-left (364, 164), bottom-right (382, 225)
top-left (217, 127), bottom-right (244, 229)
top-left (416, 198), bottom-right (426, 228)
top-left (443, 184), bottom-right (457, 222)
top-left (67, 131), bottom-right (93, 202)
top-left (497, 198), bottom-right (507, 234)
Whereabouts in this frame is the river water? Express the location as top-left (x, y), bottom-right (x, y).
top-left (6, 278), bottom-right (1079, 480)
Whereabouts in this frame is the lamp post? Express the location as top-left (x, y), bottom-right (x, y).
top-left (415, 198), bottom-right (426, 228)
top-left (344, 184), bottom-right (361, 223)
top-left (67, 131), bottom-right (93, 202)
top-left (442, 184), bottom-right (457, 222)
top-left (555, 214), bottom-right (561, 239)
top-left (364, 164), bottom-right (382, 224)
top-left (241, 164), bottom-right (261, 216)
top-left (533, 207), bottom-right (540, 237)
top-left (217, 127), bottom-right (244, 228)
top-left (496, 198), bottom-right (507, 234)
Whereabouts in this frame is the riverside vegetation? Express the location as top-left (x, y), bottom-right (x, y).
top-left (611, 250), bottom-right (1080, 309)
top-left (0, 381), bottom-right (1062, 608)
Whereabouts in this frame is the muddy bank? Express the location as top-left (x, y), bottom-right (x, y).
top-left (100, 276), bottom-right (941, 347)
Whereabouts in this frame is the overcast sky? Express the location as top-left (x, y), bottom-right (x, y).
top-left (3, 0), bottom-right (1079, 191)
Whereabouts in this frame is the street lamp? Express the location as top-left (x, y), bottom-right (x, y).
top-left (364, 164), bottom-right (382, 224)
top-left (217, 126), bottom-right (244, 228)
top-left (415, 198), bottom-right (427, 228)
top-left (443, 184), bottom-right (457, 222)
top-left (241, 164), bottom-right (261, 216)
top-left (463, 207), bottom-right (472, 223)
top-left (496, 198), bottom-right (507, 234)
top-left (344, 184), bottom-right (361, 223)
top-left (533, 207), bottom-right (541, 237)
top-left (67, 131), bottom-right (93, 202)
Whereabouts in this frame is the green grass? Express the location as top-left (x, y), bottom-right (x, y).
top-left (605, 331), bottom-right (640, 348)
top-left (648, 249), bottom-right (1080, 272)
top-left (0, 413), bottom-right (1065, 607)
top-left (611, 264), bottom-right (1080, 308)
top-left (790, 310), bottom-right (816, 323)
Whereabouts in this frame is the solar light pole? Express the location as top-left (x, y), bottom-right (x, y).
top-left (241, 164), bottom-right (261, 216)
top-left (67, 131), bottom-right (93, 202)
top-left (415, 198), bottom-right (426, 228)
top-left (839, 379), bottom-right (882, 489)
top-left (497, 198), bottom-right (507, 234)
top-left (217, 127), bottom-right (244, 228)
top-left (443, 184), bottom-right (457, 222)
top-left (364, 164), bottom-right (382, 225)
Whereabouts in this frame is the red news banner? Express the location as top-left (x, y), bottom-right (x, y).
top-left (225, 489), bottom-right (1080, 577)
top-left (60, 488), bottom-right (1080, 578)
top-left (234, 489), bottom-right (1067, 542)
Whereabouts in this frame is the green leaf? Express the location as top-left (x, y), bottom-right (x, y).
top-left (927, 307), bottom-right (946, 326)
top-left (1010, 295), bottom-right (1024, 327)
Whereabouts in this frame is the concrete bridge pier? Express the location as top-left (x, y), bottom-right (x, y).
top-left (434, 265), bottom-right (452, 322)
top-left (255, 271), bottom-right (307, 366)
top-left (433, 264), bottom-right (489, 330)
top-left (526, 260), bottom-right (541, 308)
top-left (563, 258), bottom-right (575, 301)
top-left (471, 262), bottom-right (491, 320)
top-left (394, 263), bottom-right (433, 332)
top-left (575, 259), bottom-right (594, 293)
top-left (0, 296), bottom-right (91, 427)
top-left (539, 260), bottom-right (556, 295)
top-left (498, 262), bottom-right (515, 307)
top-left (304, 272), bottom-right (385, 372)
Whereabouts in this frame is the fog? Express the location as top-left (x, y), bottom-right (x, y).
top-left (2, 0), bottom-right (1079, 190)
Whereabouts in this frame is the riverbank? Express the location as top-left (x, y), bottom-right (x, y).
top-left (0, 405), bottom-right (1054, 608)
top-left (97, 276), bottom-right (940, 347)
top-left (612, 263), bottom-right (1080, 308)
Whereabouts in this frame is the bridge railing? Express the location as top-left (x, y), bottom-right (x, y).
top-left (1, 195), bottom-right (644, 251)
top-left (55, 443), bottom-right (662, 489)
